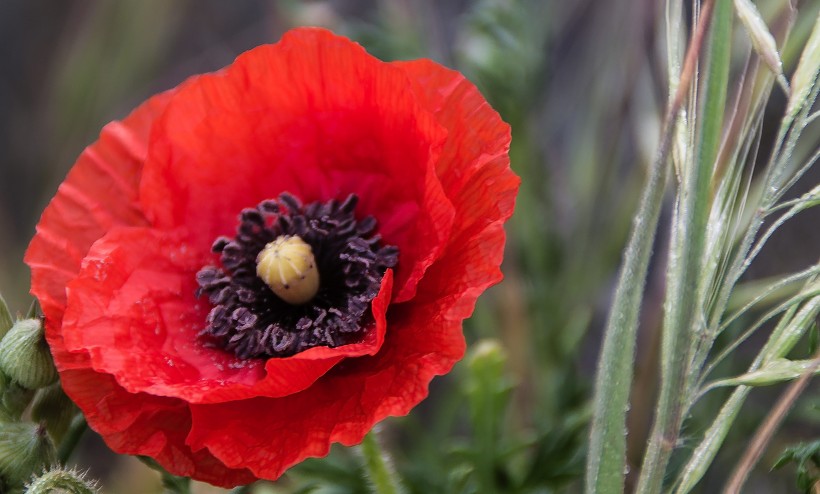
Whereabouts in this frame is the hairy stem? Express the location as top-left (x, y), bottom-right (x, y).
top-left (584, 0), bottom-right (717, 491)
top-left (636, 0), bottom-right (729, 492)
top-left (360, 429), bottom-right (405, 494)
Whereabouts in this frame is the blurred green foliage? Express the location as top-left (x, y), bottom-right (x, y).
top-left (773, 440), bottom-right (820, 493)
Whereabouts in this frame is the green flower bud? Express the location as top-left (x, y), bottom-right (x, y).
top-left (25, 467), bottom-right (99, 494)
top-left (0, 319), bottom-right (57, 390)
top-left (1, 383), bottom-right (35, 421)
top-left (467, 339), bottom-right (508, 379)
top-left (0, 422), bottom-right (56, 488)
top-left (31, 383), bottom-right (78, 444)
top-left (464, 340), bottom-right (512, 430)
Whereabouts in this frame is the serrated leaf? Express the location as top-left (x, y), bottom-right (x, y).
top-left (772, 440), bottom-right (820, 493)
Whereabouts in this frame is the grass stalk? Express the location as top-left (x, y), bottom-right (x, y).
top-left (674, 13), bottom-right (820, 489)
top-left (584, 2), bottom-right (718, 491)
top-left (675, 290), bottom-right (820, 492)
top-left (723, 346), bottom-right (820, 493)
top-left (583, 107), bottom-right (672, 494)
top-left (635, 1), bottom-right (732, 492)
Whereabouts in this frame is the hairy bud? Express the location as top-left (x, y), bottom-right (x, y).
top-left (0, 319), bottom-right (57, 390)
top-left (0, 422), bottom-right (56, 488)
top-left (32, 383), bottom-right (78, 444)
top-left (26, 467), bottom-right (99, 494)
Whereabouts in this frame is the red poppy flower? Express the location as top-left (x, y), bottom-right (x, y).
top-left (25, 28), bottom-right (518, 486)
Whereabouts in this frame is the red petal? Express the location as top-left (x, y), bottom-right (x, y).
top-left (60, 227), bottom-right (393, 404)
top-left (394, 59), bottom-right (519, 315)
top-left (186, 291), bottom-right (464, 480)
top-left (139, 28), bottom-right (453, 303)
top-left (25, 92), bottom-right (172, 329)
top-left (59, 368), bottom-right (256, 487)
top-left (184, 59), bottom-right (518, 480)
top-left (27, 28), bottom-right (517, 485)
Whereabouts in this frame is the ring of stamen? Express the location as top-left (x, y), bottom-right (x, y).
top-left (196, 193), bottom-right (398, 359)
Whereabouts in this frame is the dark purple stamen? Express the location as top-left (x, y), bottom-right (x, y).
top-left (196, 193), bottom-right (398, 359)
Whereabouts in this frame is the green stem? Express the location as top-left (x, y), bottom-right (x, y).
top-left (229, 485), bottom-right (253, 494)
top-left (138, 456), bottom-right (191, 494)
top-left (160, 472), bottom-right (191, 494)
top-left (584, 0), bottom-right (718, 490)
top-left (360, 429), bottom-right (404, 494)
top-left (675, 290), bottom-right (820, 493)
top-left (584, 106), bottom-right (672, 494)
top-left (636, 1), bottom-right (732, 491)
top-left (57, 414), bottom-right (88, 465)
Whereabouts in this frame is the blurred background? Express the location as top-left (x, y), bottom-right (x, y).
top-left (0, 0), bottom-right (817, 492)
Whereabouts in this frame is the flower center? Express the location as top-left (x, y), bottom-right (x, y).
top-left (196, 193), bottom-right (398, 359)
top-left (255, 235), bottom-right (320, 305)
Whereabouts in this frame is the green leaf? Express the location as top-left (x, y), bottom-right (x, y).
top-left (734, 0), bottom-right (786, 85)
top-left (0, 293), bottom-right (12, 341)
top-left (787, 11), bottom-right (820, 118)
top-left (524, 410), bottom-right (588, 490)
top-left (772, 440), bottom-right (820, 493)
top-left (705, 358), bottom-right (820, 389)
top-left (25, 300), bottom-right (40, 320)
top-left (676, 293), bottom-right (820, 493)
